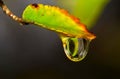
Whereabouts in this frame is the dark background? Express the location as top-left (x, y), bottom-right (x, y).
top-left (0, 0), bottom-right (120, 79)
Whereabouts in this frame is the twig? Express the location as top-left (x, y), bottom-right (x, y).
top-left (0, 0), bottom-right (29, 25)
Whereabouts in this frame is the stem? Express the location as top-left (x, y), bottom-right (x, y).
top-left (0, 0), bottom-right (29, 25)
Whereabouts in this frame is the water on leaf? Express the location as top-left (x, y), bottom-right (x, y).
top-left (60, 36), bottom-right (91, 62)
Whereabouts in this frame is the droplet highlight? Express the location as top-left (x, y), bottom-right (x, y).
top-left (60, 36), bottom-right (91, 62)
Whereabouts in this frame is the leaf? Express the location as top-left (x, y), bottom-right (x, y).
top-left (22, 3), bottom-right (95, 40)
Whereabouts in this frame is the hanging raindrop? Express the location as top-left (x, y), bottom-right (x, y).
top-left (60, 36), bottom-right (91, 62)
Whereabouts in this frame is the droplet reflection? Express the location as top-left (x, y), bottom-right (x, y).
top-left (61, 36), bottom-right (91, 62)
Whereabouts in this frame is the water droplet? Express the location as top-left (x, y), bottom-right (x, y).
top-left (60, 36), bottom-right (91, 62)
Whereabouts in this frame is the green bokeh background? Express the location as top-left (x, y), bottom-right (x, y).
top-left (57, 0), bottom-right (109, 29)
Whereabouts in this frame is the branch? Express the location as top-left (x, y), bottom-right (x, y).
top-left (0, 0), bottom-right (29, 25)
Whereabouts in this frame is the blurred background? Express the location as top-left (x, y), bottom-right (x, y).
top-left (0, 0), bottom-right (120, 79)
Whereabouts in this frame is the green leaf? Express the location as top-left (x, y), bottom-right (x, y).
top-left (22, 4), bottom-right (95, 40)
